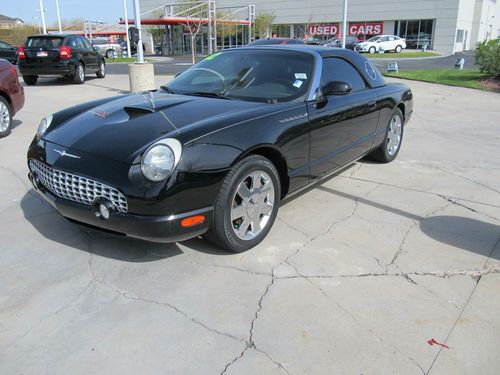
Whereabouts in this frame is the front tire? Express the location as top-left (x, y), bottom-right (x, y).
top-left (205, 155), bottom-right (281, 252)
top-left (0, 97), bottom-right (12, 138)
top-left (368, 108), bottom-right (404, 163)
top-left (23, 75), bottom-right (38, 85)
top-left (73, 62), bottom-right (85, 84)
top-left (369, 46), bottom-right (376, 54)
top-left (105, 49), bottom-right (116, 58)
top-left (96, 60), bottom-right (106, 78)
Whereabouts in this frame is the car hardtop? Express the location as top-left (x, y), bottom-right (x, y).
top-left (226, 45), bottom-right (387, 88)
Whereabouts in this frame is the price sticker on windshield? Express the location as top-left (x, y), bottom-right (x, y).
top-left (295, 73), bottom-right (307, 79)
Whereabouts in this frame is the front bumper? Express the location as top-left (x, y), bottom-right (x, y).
top-left (28, 171), bottom-right (212, 243)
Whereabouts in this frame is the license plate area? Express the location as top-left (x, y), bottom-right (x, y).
top-left (37, 51), bottom-right (48, 57)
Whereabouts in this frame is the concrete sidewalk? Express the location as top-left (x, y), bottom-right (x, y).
top-left (0, 75), bottom-right (499, 374)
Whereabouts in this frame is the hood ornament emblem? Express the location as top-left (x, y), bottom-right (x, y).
top-left (92, 110), bottom-right (110, 119)
top-left (53, 149), bottom-right (81, 159)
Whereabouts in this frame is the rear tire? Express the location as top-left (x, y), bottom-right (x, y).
top-left (96, 60), bottom-right (106, 78)
top-left (73, 63), bottom-right (85, 84)
top-left (368, 108), bottom-right (404, 163)
top-left (0, 97), bottom-right (12, 138)
top-left (105, 49), bottom-right (115, 58)
top-left (205, 155), bottom-right (281, 252)
top-left (395, 45), bottom-right (402, 53)
top-left (23, 75), bottom-right (38, 85)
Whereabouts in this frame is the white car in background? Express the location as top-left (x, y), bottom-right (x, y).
top-left (355, 35), bottom-right (406, 53)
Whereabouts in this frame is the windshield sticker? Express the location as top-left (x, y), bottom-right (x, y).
top-left (293, 80), bottom-right (303, 88)
top-left (295, 73), bottom-right (307, 79)
top-left (205, 52), bottom-right (222, 61)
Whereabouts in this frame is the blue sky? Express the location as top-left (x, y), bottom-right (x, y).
top-left (1, 0), bottom-right (132, 26)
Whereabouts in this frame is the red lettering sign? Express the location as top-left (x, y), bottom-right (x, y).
top-left (349, 22), bottom-right (383, 35)
top-left (308, 24), bottom-right (340, 36)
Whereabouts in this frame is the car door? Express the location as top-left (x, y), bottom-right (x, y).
top-left (79, 37), bottom-right (98, 71)
top-left (307, 57), bottom-right (380, 177)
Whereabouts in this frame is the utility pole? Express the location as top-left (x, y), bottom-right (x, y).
top-left (123, 0), bottom-right (131, 58)
top-left (39, 0), bottom-right (47, 34)
top-left (55, 0), bottom-right (62, 34)
top-left (342, 0), bottom-right (347, 49)
top-left (132, 0), bottom-right (144, 63)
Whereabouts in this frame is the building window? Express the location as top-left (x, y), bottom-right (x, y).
top-left (395, 19), bottom-right (434, 49)
top-left (456, 29), bottom-right (464, 43)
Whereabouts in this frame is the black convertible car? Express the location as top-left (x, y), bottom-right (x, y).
top-left (27, 46), bottom-right (413, 252)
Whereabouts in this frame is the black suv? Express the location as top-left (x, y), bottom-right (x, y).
top-left (18, 34), bottom-right (106, 85)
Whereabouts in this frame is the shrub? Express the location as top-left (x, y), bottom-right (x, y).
top-left (475, 39), bottom-right (500, 77)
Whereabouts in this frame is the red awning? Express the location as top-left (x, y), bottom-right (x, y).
top-left (119, 17), bottom-right (250, 26)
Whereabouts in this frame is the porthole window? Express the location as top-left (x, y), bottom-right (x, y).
top-left (365, 61), bottom-right (377, 80)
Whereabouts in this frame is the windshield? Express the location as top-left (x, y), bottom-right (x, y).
top-left (164, 50), bottom-right (314, 103)
top-left (366, 36), bottom-right (381, 42)
top-left (26, 37), bottom-right (64, 48)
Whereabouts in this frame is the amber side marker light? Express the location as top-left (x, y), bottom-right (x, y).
top-left (180, 215), bottom-right (205, 227)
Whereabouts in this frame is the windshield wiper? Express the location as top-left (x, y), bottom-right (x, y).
top-left (183, 91), bottom-right (233, 100)
top-left (160, 85), bottom-right (176, 94)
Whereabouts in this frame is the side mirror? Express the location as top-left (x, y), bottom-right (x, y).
top-left (322, 81), bottom-right (352, 96)
top-left (93, 46), bottom-right (100, 52)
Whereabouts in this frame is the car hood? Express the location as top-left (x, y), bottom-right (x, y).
top-left (43, 90), bottom-right (267, 164)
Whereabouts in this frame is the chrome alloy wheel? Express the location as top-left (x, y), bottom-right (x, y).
top-left (0, 101), bottom-right (10, 132)
top-left (387, 114), bottom-right (402, 156)
top-left (231, 170), bottom-right (275, 241)
top-left (99, 62), bottom-right (105, 76)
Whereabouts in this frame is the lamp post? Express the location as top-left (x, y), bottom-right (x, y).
top-left (123, 0), bottom-right (131, 58)
top-left (55, 0), bottom-right (62, 34)
top-left (39, 0), bottom-right (47, 34)
top-left (132, 0), bottom-right (144, 63)
top-left (341, 0), bottom-right (348, 49)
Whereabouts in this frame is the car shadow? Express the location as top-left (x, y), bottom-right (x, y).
top-left (315, 184), bottom-right (500, 261)
top-left (11, 119), bottom-right (22, 130)
top-left (21, 76), bottom-right (104, 87)
top-left (21, 191), bottom-right (183, 262)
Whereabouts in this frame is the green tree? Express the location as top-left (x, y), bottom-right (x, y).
top-left (475, 39), bottom-right (500, 78)
top-left (175, 0), bottom-right (208, 64)
top-left (254, 12), bottom-right (275, 39)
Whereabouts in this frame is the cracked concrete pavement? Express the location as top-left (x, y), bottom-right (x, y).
top-left (0, 75), bottom-right (499, 374)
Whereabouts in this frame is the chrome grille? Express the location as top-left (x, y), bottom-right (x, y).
top-left (29, 159), bottom-right (128, 213)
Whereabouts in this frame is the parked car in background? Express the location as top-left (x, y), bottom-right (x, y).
top-left (27, 47), bottom-right (413, 252)
top-left (355, 35), bottom-right (406, 53)
top-left (305, 37), bottom-right (329, 45)
top-left (324, 36), bottom-right (360, 50)
top-left (91, 38), bottom-right (122, 58)
top-left (404, 33), bottom-right (431, 49)
top-left (248, 38), bottom-right (305, 46)
top-left (0, 59), bottom-right (24, 137)
top-left (0, 40), bottom-right (19, 64)
top-left (18, 34), bottom-right (106, 85)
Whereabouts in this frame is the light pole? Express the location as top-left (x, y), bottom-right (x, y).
top-left (132, 0), bottom-right (144, 63)
top-left (39, 0), bottom-right (47, 34)
top-left (342, 0), bottom-right (347, 49)
top-left (123, 0), bottom-right (131, 58)
top-left (55, 0), bottom-right (62, 34)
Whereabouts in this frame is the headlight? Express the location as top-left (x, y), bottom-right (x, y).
top-left (141, 138), bottom-right (182, 182)
top-left (36, 115), bottom-right (53, 141)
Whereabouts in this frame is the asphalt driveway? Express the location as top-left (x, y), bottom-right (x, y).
top-left (1, 75), bottom-right (499, 374)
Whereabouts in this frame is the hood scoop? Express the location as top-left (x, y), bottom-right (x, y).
top-left (124, 105), bottom-right (155, 119)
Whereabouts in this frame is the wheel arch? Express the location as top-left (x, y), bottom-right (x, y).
top-left (0, 90), bottom-right (11, 105)
top-left (235, 145), bottom-right (290, 199)
top-left (396, 102), bottom-right (405, 120)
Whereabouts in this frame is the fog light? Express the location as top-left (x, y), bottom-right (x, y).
top-left (99, 203), bottom-right (110, 220)
top-left (92, 199), bottom-right (114, 220)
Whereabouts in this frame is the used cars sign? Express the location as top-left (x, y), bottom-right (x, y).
top-left (307, 24), bottom-right (340, 36)
top-left (349, 22), bottom-right (383, 35)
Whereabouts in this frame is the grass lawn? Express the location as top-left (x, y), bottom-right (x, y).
top-left (104, 57), bottom-right (152, 63)
top-left (383, 69), bottom-right (495, 91)
top-left (365, 51), bottom-right (440, 58)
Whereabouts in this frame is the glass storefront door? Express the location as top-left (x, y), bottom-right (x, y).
top-left (395, 19), bottom-right (434, 49)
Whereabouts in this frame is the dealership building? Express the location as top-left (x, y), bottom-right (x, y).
top-left (140, 0), bottom-right (500, 53)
